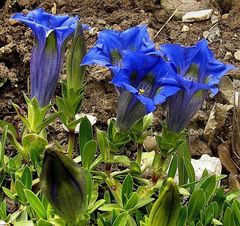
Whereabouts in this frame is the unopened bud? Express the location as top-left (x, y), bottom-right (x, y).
top-left (40, 144), bottom-right (87, 224)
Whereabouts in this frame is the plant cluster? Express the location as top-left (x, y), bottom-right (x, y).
top-left (0, 8), bottom-right (238, 226)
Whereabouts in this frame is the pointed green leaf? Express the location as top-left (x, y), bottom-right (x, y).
top-left (82, 140), bottom-right (97, 170)
top-left (79, 116), bottom-right (93, 153)
top-left (24, 189), bottom-right (47, 219)
top-left (188, 189), bottom-right (206, 222)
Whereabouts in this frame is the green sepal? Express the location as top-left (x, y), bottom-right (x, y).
top-left (156, 125), bottom-right (184, 158)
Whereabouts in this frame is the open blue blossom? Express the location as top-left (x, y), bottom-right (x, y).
top-left (81, 25), bottom-right (155, 70)
top-left (158, 39), bottom-right (234, 132)
top-left (12, 8), bottom-right (79, 106)
top-left (111, 51), bottom-right (180, 131)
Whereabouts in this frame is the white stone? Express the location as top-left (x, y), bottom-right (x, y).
top-left (191, 154), bottom-right (222, 180)
top-left (173, 154), bottom-right (222, 183)
top-left (181, 25), bottom-right (190, 32)
top-left (182, 9), bottom-right (213, 22)
top-left (234, 50), bottom-right (240, 61)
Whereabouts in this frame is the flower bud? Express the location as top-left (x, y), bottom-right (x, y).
top-left (148, 178), bottom-right (180, 226)
top-left (40, 144), bottom-right (87, 224)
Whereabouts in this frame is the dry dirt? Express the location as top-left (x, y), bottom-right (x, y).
top-left (0, 0), bottom-right (240, 163)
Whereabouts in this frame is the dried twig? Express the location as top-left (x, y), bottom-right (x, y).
top-left (154, 9), bottom-right (178, 40)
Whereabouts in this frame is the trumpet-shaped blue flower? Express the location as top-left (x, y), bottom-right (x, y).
top-left (112, 51), bottom-right (180, 131)
top-left (12, 8), bottom-right (80, 106)
top-left (158, 39), bottom-right (234, 132)
top-left (81, 25), bottom-right (155, 70)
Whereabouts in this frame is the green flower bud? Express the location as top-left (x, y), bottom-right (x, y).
top-left (148, 178), bottom-right (180, 226)
top-left (40, 144), bottom-right (87, 224)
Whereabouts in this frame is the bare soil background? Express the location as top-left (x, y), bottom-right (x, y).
top-left (0, 0), bottom-right (240, 162)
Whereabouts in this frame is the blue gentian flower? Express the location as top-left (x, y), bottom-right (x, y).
top-left (158, 39), bottom-right (234, 132)
top-left (12, 8), bottom-right (80, 106)
top-left (81, 25), bottom-right (155, 70)
top-left (111, 51), bottom-right (180, 131)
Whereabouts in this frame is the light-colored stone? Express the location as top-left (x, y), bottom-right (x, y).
top-left (222, 14), bottom-right (229, 20)
top-left (224, 51), bottom-right (233, 60)
top-left (191, 154), bottom-right (222, 180)
top-left (173, 154), bottom-right (222, 182)
top-left (181, 25), bottom-right (190, 32)
top-left (211, 13), bottom-right (219, 25)
top-left (234, 50), bottom-right (240, 61)
top-left (203, 30), bottom-right (210, 39)
top-left (161, 0), bottom-right (211, 16)
top-left (208, 25), bottom-right (220, 43)
top-left (182, 9), bottom-right (213, 22)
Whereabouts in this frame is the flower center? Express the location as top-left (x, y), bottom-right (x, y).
top-left (137, 74), bottom-right (155, 97)
top-left (184, 63), bottom-right (199, 82)
top-left (110, 50), bottom-right (122, 66)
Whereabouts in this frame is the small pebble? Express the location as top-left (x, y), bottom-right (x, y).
top-left (181, 25), bottom-right (189, 32)
top-left (222, 14), bottom-right (229, 20)
top-left (234, 50), bottom-right (240, 61)
top-left (224, 51), bottom-right (233, 60)
top-left (203, 31), bottom-right (209, 38)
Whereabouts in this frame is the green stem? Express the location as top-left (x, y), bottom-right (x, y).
top-left (136, 143), bottom-right (143, 166)
top-left (151, 152), bottom-right (167, 185)
top-left (67, 131), bottom-right (75, 158)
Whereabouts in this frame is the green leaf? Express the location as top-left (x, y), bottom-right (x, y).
top-left (168, 154), bottom-right (178, 178)
top-left (15, 179), bottom-right (27, 204)
top-left (125, 192), bottom-right (139, 210)
top-left (2, 187), bottom-right (16, 200)
top-left (36, 111), bottom-right (61, 134)
top-left (12, 103), bottom-right (31, 131)
top-left (122, 174), bottom-right (133, 202)
top-left (24, 189), bottom-right (47, 219)
top-left (112, 155), bottom-right (131, 166)
top-left (198, 175), bottom-right (217, 203)
top-left (87, 199), bottom-right (105, 215)
top-left (184, 158), bottom-right (195, 191)
top-left (22, 134), bottom-right (48, 155)
top-left (99, 204), bottom-right (123, 212)
top-left (223, 207), bottom-right (235, 226)
top-left (97, 129), bottom-right (110, 162)
top-left (79, 116), bottom-right (93, 153)
top-left (14, 221), bottom-right (34, 226)
top-left (21, 166), bottom-right (32, 190)
top-left (177, 206), bottom-right (187, 226)
top-left (37, 219), bottom-right (53, 226)
top-left (130, 198), bottom-right (154, 212)
top-left (177, 141), bottom-right (191, 185)
top-left (188, 189), bottom-right (206, 222)
top-left (84, 169), bottom-right (93, 204)
top-left (233, 199), bottom-right (240, 225)
top-left (82, 140), bottom-right (97, 170)
top-left (112, 212), bottom-right (129, 226)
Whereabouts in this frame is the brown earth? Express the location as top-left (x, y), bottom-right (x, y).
top-left (0, 0), bottom-right (240, 162)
